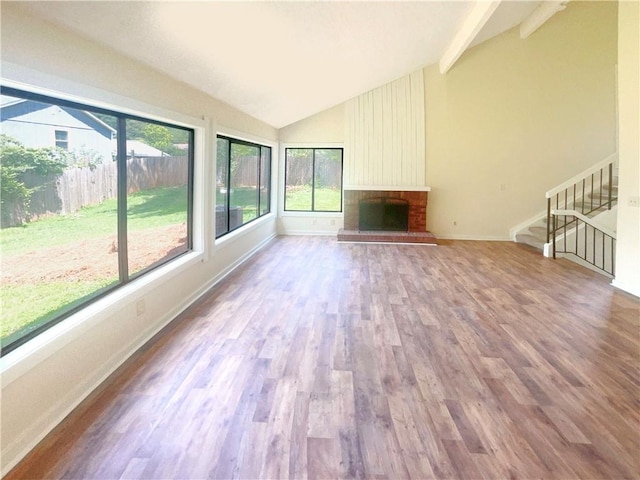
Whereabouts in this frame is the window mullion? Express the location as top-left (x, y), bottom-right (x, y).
top-left (116, 117), bottom-right (129, 283)
top-left (311, 149), bottom-right (316, 211)
top-left (187, 129), bottom-right (195, 248)
top-left (257, 148), bottom-right (262, 216)
top-left (226, 140), bottom-right (232, 232)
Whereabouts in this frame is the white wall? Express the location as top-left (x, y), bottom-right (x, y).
top-left (424, 1), bottom-right (618, 240)
top-left (1, 4), bottom-right (279, 475)
top-left (613, 1), bottom-right (640, 297)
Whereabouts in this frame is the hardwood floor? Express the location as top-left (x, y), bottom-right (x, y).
top-left (7, 237), bottom-right (639, 479)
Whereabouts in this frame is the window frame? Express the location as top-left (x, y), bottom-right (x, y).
top-left (0, 85), bottom-right (196, 356)
top-left (54, 129), bottom-right (69, 150)
top-left (284, 147), bottom-right (344, 213)
top-left (215, 134), bottom-right (271, 239)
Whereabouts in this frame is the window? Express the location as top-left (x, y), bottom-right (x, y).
top-left (0, 86), bottom-right (194, 355)
top-left (284, 148), bottom-right (343, 212)
top-left (54, 130), bottom-right (68, 150)
top-left (215, 135), bottom-right (271, 238)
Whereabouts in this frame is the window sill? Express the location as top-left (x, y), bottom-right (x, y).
top-left (1, 250), bottom-right (204, 388)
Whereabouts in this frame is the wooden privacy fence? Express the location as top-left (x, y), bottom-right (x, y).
top-left (2, 156), bottom-right (188, 228)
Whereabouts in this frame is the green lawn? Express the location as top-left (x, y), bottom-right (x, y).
top-left (286, 186), bottom-right (342, 211)
top-left (1, 185), bottom-right (187, 256)
top-left (0, 280), bottom-right (116, 341)
top-left (1, 185), bottom-right (188, 346)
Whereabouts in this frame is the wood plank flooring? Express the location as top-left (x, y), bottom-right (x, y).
top-left (6, 237), bottom-right (640, 479)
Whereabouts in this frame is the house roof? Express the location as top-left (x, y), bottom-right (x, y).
top-left (17, 1), bottom-right (545, 129)
top-left (0, 97), bottom-right (116, 139)
top-left (120, 139), bottom-right (168, 158)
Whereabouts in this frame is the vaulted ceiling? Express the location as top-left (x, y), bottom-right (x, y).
top-left (17, 1), bottom-right (546, 128)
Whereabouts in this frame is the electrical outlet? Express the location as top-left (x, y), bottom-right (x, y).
top-left (330, 219), bottom-right (336, 226)
top-left (628, 196), bottom-right (640, 208)
top-left (136, 299), bottom-right (146, 316)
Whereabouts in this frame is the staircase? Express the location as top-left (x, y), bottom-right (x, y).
top-left (514, 153), bottom-right (618, 275)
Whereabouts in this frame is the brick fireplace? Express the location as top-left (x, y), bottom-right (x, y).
top-left (338, 189), bottom-right (436, 244)
top-left (343, 190), bottom-right (428, 232)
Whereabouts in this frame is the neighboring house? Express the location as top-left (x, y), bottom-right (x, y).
top-left (116, 139), bottom-right (168, 158)
top-left (0, 96), bottom-right (115, 163)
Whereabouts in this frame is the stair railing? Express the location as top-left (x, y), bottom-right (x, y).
top-left (552, 209), bottom-right (616, 277)
top-left (546, 153), bottom-right (618, 244)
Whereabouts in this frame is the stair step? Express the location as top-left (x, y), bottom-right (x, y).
top-left (515, 233), bottom-right (544, 251)
top-left (529, 226), bottom-right (547, 237)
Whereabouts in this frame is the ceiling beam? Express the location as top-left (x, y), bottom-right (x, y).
top-left (439, 0), bottom-right (501, 75)
top-left (520, 1), bottom-right (569, 40)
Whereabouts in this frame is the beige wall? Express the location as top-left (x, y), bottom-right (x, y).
top-left (424, 1), bottom-right (618, 239)
top-left (279, 103), bottom-right (345, 143)
top-left (613, 0), bottom-right (640, 297)
top-left (1, 4), bottom-right (279, 474)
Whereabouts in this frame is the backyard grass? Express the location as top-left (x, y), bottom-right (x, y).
top-left (286, 186), bottom-right (342, 211)
top-left (1, 185), bottom-right (188, 346)
top-left (1, 185), bottom-right (188, 256)
top-left (0, 280), bottom-right (116, 342)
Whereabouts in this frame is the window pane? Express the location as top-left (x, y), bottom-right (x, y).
top-left (126, 119), bottom-right (190, 277)
top-left (260, 146), bottom-right (271, 216)
top-left (229, 143), bottom-right (259, 229)
top-left (285, 148), bottom-right (313, 211)
top-left (1, 94), bottom-right (119, 348)
top-left (216, 137), bottom-right (229, 237)
top-left (314, 149), bottom-right (343, 212)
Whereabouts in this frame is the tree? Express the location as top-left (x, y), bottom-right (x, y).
top-left (0, 135), bottom-right (66, 226)
top-left (141, 123), bottom-right (174, 153)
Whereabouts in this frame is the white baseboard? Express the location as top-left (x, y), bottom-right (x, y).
top-left (279, 229), bottom-right (338, 236)
top-left (611, 279), bottom-right (640, 298)
top-left (435, 234), bottom-right (511, 241)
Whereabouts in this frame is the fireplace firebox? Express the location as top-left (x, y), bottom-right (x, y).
top-left (359, 197), bottom-right (409, 231)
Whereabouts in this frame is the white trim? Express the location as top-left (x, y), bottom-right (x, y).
top-left (439, 1), bottom-right (501, 74)
top-left (546, 152), bottom-right (618, 198)
top-left (520, 1), bottom-right (569, 40)
top-left (280, 230), bottom-right (338, 237)
top-left (611, 279), bottom-right (640, 298)
top-left (280, 211), bottom-right (343, 218)
top-left (435, 234), bottom-right (511, 241)
top-left (343, 185), bottom-right (431, 192)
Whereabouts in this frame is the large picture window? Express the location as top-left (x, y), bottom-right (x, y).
top-left (284, 148), bottom-right (343, 212)
top-left (0, 86), bottom-right (194, 355)
top-left (215, 136), bottom-right (271, 238)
